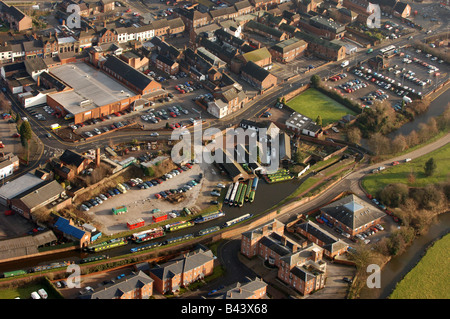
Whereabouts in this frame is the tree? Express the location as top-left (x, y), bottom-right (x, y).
top-left (310, 74), bottom-right (321, 88)
top-left (424, 158), bottom-right (437, 177)
top-left (315, 115), bottom-right (323, 127)
top-left (347, 126), bottom-right (362, 145)
top-left (391, 134), bottom-right (408, 153)
top-left (19, 120), bottom-right (32, 147)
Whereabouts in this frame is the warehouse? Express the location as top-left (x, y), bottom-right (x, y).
top-left (46, 62), bottom-right (142, 124)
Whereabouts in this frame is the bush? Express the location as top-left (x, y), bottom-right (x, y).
top-left (377, 183), bottom-right (409, 207)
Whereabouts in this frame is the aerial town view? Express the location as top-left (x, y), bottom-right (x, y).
top-left (0, 0), bottom-right (448, 308)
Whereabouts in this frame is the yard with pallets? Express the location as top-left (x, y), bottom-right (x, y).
top-left (389, 233), bottom-right (450, 299)
top-left (362, 143), bottom-right (450, 195)
top-left (286, 88), bottom-right (356, 126)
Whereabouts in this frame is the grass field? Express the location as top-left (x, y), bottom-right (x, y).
top-left (362, 143), bottom-right (450, 195)
top-left (286, 88), bottom-right (356, 126)
top-left (390, 233), bottom-right (450, 299)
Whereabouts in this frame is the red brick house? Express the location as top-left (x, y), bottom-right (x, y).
top-left (149, 245), bottom-right (215, 294)
top-left (155, 54), bottom-right (179, 75)
top-left (269, 38), bottom-right (308, 63)
top-left (88, 271), bottom-right (154, 299)
top-left (240, 61), bottom-right (278, 91)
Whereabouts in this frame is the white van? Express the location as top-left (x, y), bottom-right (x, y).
top-left (31, 291), bottom-right (41, 299)
top-left (340, 60), bottom-right (349, 68)
top-left (405, 158), bottom-right (411, 162)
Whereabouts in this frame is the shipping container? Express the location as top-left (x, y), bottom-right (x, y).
top-left (127, 218), bottom-right (145, 230)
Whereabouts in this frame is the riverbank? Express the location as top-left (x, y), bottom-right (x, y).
top-left (389, 232), bottom-right (450, 299)
top-left (357, 212), bottom-right (450, 299)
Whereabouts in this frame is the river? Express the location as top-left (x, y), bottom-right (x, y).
top-left (388, 88), bottom-right (450, 139)
top-left (359, 212), bottom-right (450, 299)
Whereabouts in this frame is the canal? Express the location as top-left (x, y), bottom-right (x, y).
top-left (359, 212), bottom-right (450, 299)
top-left (388, 88), bottom-right (450, 139)
top-left (0, 177), bottom-right (304, 274)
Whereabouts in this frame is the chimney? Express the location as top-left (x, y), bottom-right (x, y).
top-left (37, 75), bottom-right (40, 87)
top-left (104, 21), bottom-right (107, 28)
top-left (292, 244), bottom-right (298, 253)
top-left (96, 148), bottom-right (101, 167)
top-left (62, 19), bottom-right (65, 26)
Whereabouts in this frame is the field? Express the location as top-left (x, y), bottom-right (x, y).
top-left (362, 143), bottom-right (450, 194)
top-left (286, 88), bottom-right (356, 126)
top-left (390, 233), bottom-right (450, 299)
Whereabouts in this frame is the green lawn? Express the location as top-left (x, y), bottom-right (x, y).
top-left (390, 233), bottom-right (450, 299)
top-left (286, 88), bottom-right (356, 126)
top-left (362, 143), bottom-right (450, 195)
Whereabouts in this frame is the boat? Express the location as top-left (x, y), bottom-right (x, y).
top-left (32, 261), bottom-right (73, 273)
top-left (233, 183), bottom-right (243, 206)
top-left (80, 255), bottom-right (109, 264)
top-left (133, 227), bottom-right (165, 243)
top-left (224, 184), bottom-right (233, 205)
top-left (223, 214), bottom-right (253, 228)
top-left (198, 226), bottom-right (221, 236)
top-left (193, 210), bottom-right (225, 224)
top-left (237, 184), bottom-right (247, 207)
top-left (249, 189), bottom-right (255, 203)
top-left (252, 177), bottom-right (259, 190)
top-left (165, 221), bottom-right (194, 232)
top-left (244, 179), bottom-right (252, 201)
top-left (86, 238), bottom-right (127, 253)
top-left (163, 233), bottom-right (194, 245)
top-left (130, 241), bottom-right (162, 253)
top-left (228, 182), bottom-right (240, 206)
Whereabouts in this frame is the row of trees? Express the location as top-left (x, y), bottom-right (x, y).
top-left (368, 103), bottom-right (450, 156)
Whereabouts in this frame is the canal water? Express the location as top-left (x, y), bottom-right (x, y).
top-left (388, 88), bottom-right (450, 139)
top-left (359, 212), bottom-right (450, 299)
top-left (0, 178), bottom-right (304, 274)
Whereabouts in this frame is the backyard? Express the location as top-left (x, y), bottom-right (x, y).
top-left (286, 88), bottom-right (356, 126)
top-left (362, 143), bottom-right (450, 195)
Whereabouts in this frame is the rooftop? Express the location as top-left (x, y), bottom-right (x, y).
top-left (48, 62), bottom-right (136, 114)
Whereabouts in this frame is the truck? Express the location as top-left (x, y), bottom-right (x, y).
top-left (112, 206), bottom-right (127, 215)
top-left (50, 124), bottom-right (61, 130)
top-left (340, 60), bottom-right (349, 68)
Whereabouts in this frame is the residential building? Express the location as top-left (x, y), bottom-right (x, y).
top-left (149, 245), bottom-right (215, 294)
top-left (320, 194), bottom-right (386, 236)
top-left (0, 1), bottom-right (32, 31)
top-left (59, 149), bottom-right (92, 176)
top-left (298, 15), bottom-right (346, 40)
top-left (100, 0), bottom-right (115, 12)
top-left (87, 271), bottom-right (154, 299)
top-left (240, 61), bottom-right (278, 91)
top-left (245, 20), bottom-right (288, 42)
top-left (209, 6), bottom-right (239, 22)
top-left (155, 54), bottom-right (179, 75)
top-left (207, 85), bottom-right (247, 118)
top-left (0, 153), bottom-right (19, 180)
top-left (174, 8), bottom-right (210, 31)
top-left (120, 50), bottom-right (149, 71)
top-left (208, 277), bottom-right (268, 299)
top-left (270, 38), bottom-right (307, 63)
top-left (234, 0), bottom-right (254, 16)
top-left (239, 47), bottom-right (272, 68)
top-left (24, 57), bottom-right (48, 81)
top-left (277, 243), bottom-right (327, 295)
top-left (294, 220), bottom-right (349, 259)
top-left (241, 219), bottom-right (286, 259)
top-left (294, 31), bottom-right (346, 61)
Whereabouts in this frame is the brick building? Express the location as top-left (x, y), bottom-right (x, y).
top-left (87, 271), bottom-right (154, 299)
top-left (155, 54), bottom-right (179, 75)
top-left (149, 245), bottom-right (215, 294)
top-left (0, 1), bottom-right (32, 31)
top-left (240, 61), bottom-right (278, 91)
top-left (270, 38), bottom-right (308, 63)
top-left (320, 194), bottom-right (386, 236)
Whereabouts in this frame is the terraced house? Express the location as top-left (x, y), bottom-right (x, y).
top-left (149, 245), bottom-right (215, 294)
top-left (86, 271), bottom-right (154, 299)
top-left (0, 1), bottom-right (32, 31)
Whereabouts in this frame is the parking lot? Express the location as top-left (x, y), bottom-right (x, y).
top-left (326, 47), bottom-right (449, 111)
top-left (271, 55), bottom-right (328, 81)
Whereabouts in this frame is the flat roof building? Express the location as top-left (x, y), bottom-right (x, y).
top-left (46, 62), bottom-right (142, 124)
